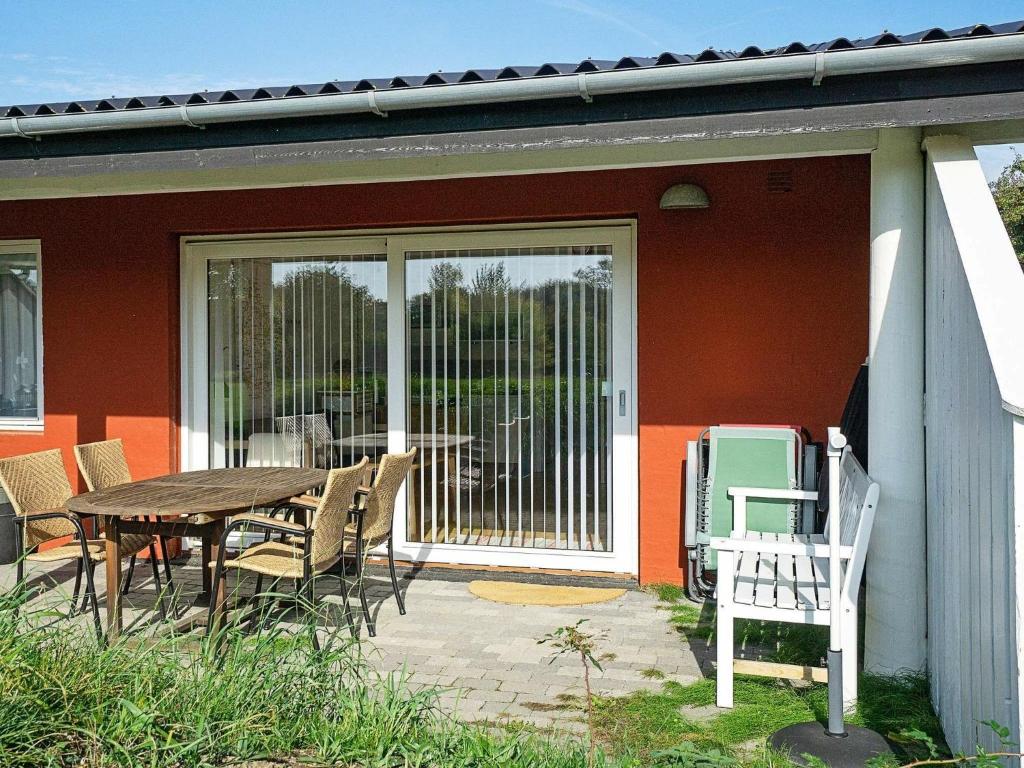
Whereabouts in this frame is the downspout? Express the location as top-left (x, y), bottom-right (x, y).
top-left (1, 34), bottom-right (1023, 139)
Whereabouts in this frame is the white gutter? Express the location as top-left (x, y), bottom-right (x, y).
top-left (2, 34), bottom-right (1024, 140)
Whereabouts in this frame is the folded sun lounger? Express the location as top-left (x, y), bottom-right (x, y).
top-left (684, 425), bottom-right (818, 601)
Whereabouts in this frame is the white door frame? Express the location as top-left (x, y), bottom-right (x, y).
top-left (180, 220), bottom-right (638, 575)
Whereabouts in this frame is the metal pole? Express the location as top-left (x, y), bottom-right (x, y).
top-left (769, 427), bottom-right (893, 765)
top-left (826, 427), bottom-right (847, 737)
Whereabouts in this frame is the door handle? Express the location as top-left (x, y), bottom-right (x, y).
top-left (618, 390), bottom-right (626, 417)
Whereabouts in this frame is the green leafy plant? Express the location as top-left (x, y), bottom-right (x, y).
top-left (539, 619), bottom-right (608, 767)
top-left (990, 150), bottom-right (1024, 269)
top-left (652, 741), bottom-right (741, 768)
top-left (895, 721), bottom-right (1021, 768)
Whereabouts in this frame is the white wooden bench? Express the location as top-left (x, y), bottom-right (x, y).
top-left (711, 441), bottom-right (879, 710)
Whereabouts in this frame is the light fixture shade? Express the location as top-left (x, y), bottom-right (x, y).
top-left (659, 183), bottom-right (710, 210)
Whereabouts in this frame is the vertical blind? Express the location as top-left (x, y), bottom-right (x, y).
top-left (207, 254), bottom-right (388, 471)
top-left (405, 246), bottom-right (613, 551)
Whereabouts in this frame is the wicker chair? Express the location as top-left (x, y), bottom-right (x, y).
top-left (267, 448), bottom-right (416, 637)
top-left (74, 439), bottom-right (175, 616)
top-left (341, 448), bottom-right (417, 636)
top-left (207, 457), bottom-right (369, 647)
top-left (0, 448), bottom-right (160, 638)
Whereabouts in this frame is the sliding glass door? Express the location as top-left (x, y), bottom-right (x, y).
top-left (405, 246), bottom-right (612, 551)
top-left (183, 226), bottom-right (635, 573)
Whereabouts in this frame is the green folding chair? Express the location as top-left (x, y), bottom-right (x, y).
top-left (685, 426), bottom-right (816, 600)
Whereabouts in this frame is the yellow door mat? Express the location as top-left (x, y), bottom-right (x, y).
top-left (468, 580), bottom-right (626, 606)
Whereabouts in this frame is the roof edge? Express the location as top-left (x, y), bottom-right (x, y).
top-left (2, 32), bottom-right (1024, 140)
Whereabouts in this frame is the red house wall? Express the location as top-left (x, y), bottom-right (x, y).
top-left (0, 155), bottom-right (869, 584)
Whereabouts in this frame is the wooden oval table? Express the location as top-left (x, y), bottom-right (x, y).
top-left (67, 467), bottom-right (328, 639)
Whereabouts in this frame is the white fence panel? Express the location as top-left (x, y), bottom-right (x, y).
top-left (924, 135), bottom-right (1024, 754)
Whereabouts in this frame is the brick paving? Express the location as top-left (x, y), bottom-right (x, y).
top-left (1, 554), bottom-right (703, 732)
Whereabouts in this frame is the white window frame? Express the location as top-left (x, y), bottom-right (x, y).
top-left (0, 239), bottom-right (43, 432)
top-left (180, 221), bottom-right (638, 575)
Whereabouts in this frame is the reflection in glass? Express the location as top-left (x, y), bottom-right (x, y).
top-left (0, 253), bottom-right (40, 421)
top-left (406, 246), bottom-right (612, 551)
top-left (207, 254), bottom-right (387, 470)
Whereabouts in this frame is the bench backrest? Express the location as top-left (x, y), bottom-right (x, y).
top-left (823, 446), bottom-right (879, 599)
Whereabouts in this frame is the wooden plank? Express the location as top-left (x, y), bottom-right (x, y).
top-left (67, 467), bottom-right (328, 518)
top-left (734, 544), bottom-right (758, 605)
top-left (774, 544), bottom-right (798, 610)
top-left (733, 659), bottom-right (828, 684)
top-left (754, 532), bottom-right (778, 608)
top-left (793, 554), bottom-right (817, 609)
top-left (811, 555), bottom-right (830, 610)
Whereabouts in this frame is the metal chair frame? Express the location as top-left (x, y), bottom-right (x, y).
top-left (13, 510), bottom-right (103, 640)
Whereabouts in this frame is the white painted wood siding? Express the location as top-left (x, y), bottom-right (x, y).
top-left (924, 135), bottom-right (1024, 754)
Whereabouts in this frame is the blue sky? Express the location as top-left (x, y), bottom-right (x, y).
top-left (1, 1), bottom-right (1021, 177)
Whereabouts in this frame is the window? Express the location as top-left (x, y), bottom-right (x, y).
top-left (0, 241), bottom-right (42, 429)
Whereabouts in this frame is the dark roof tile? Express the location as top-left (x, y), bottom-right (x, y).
top-left (3, 19), bottom-right (1021, 116)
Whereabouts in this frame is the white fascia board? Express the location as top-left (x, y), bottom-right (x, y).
top-left (0, 129), bottom-right (878, 201)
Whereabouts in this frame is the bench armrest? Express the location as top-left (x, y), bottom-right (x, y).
top-left (726, 486), bottom-right (818, 534)
top-left (710, 535), bottom-right (853, 559)
top-left (728, 487), bottom-right (819, 501)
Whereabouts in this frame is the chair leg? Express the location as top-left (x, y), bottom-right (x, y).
top-left (247, 577), bottom-right (275, 633)
top-left (80, 562), bottom-right (96, 615)
top-left (79, 550), bottom-right (103, 643)
top-left (122, 554), bottom-right (137, 595)
top-left (158, 536), bottom-right (175, 596)
top-left (254, 527), bottom-right (273, 597)
top-left (205, 560), bottom-right (228, 638)
top-left (337, 559), bottom-right (357, 638)
top-left (387, 538), bottom-right (405, 615)
top-left (14, 528), bottom-right (25, 611)
top-left (354, 547), bottom-right (375, 637)
top-left (147, 544), bottom-right (168, 621)
top-left (69, 558), bottom-right (84, 616)
top-left (303, 573), bottom-right (320, 652)
top-left (715, 550), bottom-right (735, 708)
top-left (253, 572), bottom-right (265, 599)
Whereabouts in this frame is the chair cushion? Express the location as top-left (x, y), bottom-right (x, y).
top-left (26, 540), bottom-right (106, 563)
top-left (101, 532), bottom-right (155, 555)
top-left (218, 541), bottom-right (337, 579)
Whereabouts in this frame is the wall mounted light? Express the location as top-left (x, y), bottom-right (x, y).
top-left (659, 183), bottom-right (710, 210)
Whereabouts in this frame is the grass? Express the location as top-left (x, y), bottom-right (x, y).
top-left (0, 588), bottom-right (611, 768)
top-left (651, 583), bottom-right (827, 667)
top-left (0, 573), bottom-right (949, 768)
top-left (578, 585), bottom-right (948, 767)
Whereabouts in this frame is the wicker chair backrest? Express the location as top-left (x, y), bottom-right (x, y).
top-left (74, 438), bottom-right (132, 491)
top-left (361, 448), bottom-right (417, 545)
top-left (310, 457), bottom-right (368, 566)
top-left (0, 449), bottom-right (76, 549)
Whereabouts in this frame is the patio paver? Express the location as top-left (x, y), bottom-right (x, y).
top-left (0, 554), bottom-right (703, 732)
